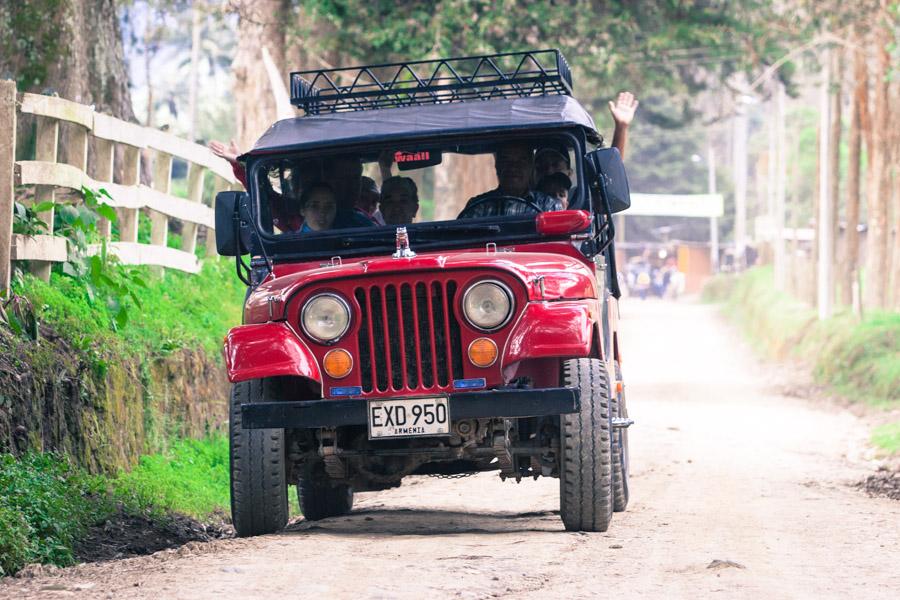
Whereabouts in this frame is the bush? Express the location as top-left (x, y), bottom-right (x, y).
top-left (703, 267), bottom-right (899, 406)
top-left (0, 453), bottom-right (109, 574)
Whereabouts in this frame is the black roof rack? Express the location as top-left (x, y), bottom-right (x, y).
top-left (290, 49), bottom-right (573, 115)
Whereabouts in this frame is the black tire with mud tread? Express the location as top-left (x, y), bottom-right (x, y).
top-left (297, 480), bottom-right (354, 521)
top-left (229, 379), bottom-right (288, 537)
top-left (611, 362), bottom-right (630, 512)
top-left (559, 358), bottom-right (614, 532)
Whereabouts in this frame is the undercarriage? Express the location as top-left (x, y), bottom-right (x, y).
top-left (287, 416), bottom-right (562, 492)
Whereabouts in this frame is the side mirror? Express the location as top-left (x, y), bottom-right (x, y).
top-left (214, 191), bottom-right (251, 256)
top-left (536, 210), bottom-right (591, 236)
top-left (585, 147), bottom-right (631, 214)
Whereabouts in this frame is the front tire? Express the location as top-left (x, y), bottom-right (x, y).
top-left (298, 479), bottom-right (354, 521)
top-left (559, 358), bottom-right (614, 532)
top-left (229, 379), bottom-right (289, 537)
top-left (611, 362), bottom-right (630, 512)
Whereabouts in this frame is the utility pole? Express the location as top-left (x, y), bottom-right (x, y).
top-left (732, 97), bottom-right (749, 270)
top-left (708, 142), bottom-right (719, 272)
top-left (817, 48), bottom-right (833, 320)
top-left (774, 82), bottom-right (787, 291)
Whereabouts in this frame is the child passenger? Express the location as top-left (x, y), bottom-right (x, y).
top-left (537, 171), bottom-right (572, 210)
top-left (299, 183), bottom-right (338, 232)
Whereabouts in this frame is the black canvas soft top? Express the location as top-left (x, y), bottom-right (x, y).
top-left (244, 95), bottom-right (601, 157)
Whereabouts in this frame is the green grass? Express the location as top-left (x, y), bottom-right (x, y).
top-left (12, 257), bottom-right (245, 360)
top-left (113, 436), bottom-right (232, 519)
top-left (872, 423), bottom-right (900, 455)
top-left (0, 453), bottom-right (109, 576)
top-left (0, 436), bottom-right (301, 576)
top-left (704, 267), bottom-right (899, 406)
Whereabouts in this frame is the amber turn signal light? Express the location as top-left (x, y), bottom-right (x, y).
top-left (323, 348), bottom-right (353, 379)
top-left (468, 337), bottom-right (498, 368)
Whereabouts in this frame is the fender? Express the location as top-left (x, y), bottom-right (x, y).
top-left (502, 300), bottom-right (598, 367)
top-left (225, 322), bottom-right (321, 384)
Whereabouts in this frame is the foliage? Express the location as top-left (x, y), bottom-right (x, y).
top-left (0, 453), bottom-right (109, 575)
top-left (12, 256), bottom-right (244, 363)
top-left (707, 267), bottom-right (900, 407)
top-left (113, 436), bottom-right (232, 519)
top-left (11, 201), bottom-right (51, 236)
top-left (872, 423), bottom-right (900, 454)
top-left (297, 1), bottom-right (807, 114)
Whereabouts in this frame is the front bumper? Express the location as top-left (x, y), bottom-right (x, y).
top-left (241, 387), bottom-right (580, 429)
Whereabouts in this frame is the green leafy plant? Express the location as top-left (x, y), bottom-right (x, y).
top-left (11, 200), bottom-right (53, 236)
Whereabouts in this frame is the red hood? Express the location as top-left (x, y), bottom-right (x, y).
top-left (244, 245), bottom-right (596, 323)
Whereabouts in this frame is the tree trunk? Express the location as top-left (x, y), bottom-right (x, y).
top-left (842, 33), bottom-right (866, 307)
top-left (828, 49), bottom-right (842, 305)
top-left (890, 77), bottom-right (900, 309)
top-left (863, 15), bottom-right (891, 311)
top-left (232, 0), bottom-right (289, 152)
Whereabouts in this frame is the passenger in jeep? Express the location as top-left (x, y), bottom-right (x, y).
top-left (379, 176), bottom-right (419, 225)
top-left (299, 183), bottom-right (338, 232)
top-left (461, 143), bottom-right (561, 217)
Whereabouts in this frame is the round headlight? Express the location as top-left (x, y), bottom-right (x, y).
top-left (463, 281), bottom-right (513, 331)
top-left (301, 293), bottom-right (351, 343)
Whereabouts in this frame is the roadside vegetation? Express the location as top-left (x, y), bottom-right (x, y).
top-left (704, 267), bottom-right (899, 454)
top-left (0, 436), bottom-right (302, 577)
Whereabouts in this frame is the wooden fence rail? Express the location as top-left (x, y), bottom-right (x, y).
top-left (0, 79), bottom-right (238, 293)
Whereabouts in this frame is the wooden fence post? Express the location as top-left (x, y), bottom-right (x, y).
top-left (31, 115), bottom-right (59, 281)
top-left (0, 80), bottom-right (16, 294)
top-left (93, 137), bottom-right (115, 239)
top-left (183, 163), bottom-right (205, 255)
top-left (150, 152), bottom-right (172, 248)
top-left (118, 145), bottom-right (141, 242)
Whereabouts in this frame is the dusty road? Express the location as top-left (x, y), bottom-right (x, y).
top-left (4, 300), bottom-right (899, 599)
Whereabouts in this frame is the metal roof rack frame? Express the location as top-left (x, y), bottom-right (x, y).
top-left (290, 49), bottom-right (573, 115)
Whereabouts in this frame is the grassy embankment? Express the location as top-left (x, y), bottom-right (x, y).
top-left (1, 259), bottom-right (304, 575)
top-left (703, 267), bottom-right (899, 454)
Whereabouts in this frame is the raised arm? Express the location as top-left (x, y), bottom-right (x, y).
top-left (608, 92), bottom-right (639, 159)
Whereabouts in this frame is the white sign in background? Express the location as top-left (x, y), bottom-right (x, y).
top-left (625, 193), bottom-right (724, 218)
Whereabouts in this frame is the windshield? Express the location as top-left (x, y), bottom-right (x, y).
top-left (251, 135), bottom-right (584, 250)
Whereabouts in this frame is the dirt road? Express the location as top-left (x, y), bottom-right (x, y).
top-left (4, 301), bottom-right (898, 599)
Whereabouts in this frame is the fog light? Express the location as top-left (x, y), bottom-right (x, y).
top-left (468, 338), bottom-right (498, 368)
top-left (323, 348), bottom-right (353, 379)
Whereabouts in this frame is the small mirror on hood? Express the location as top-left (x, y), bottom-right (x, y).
top-left (585, 147), bottom-right (631, 214)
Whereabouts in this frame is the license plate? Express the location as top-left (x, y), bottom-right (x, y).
top-left (368, 396), bottom-right (450, 439)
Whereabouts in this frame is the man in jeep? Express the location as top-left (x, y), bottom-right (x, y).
top-left (461, 142), bottom-right (562, 217)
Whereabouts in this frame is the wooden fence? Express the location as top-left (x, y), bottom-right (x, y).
top-left (0, 79), bottom-right (238, 293)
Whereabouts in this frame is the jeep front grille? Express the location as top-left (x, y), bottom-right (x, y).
top-left (355, 281), bottom-right (464, 393)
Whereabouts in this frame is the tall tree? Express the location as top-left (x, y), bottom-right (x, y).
top-left (231, 0), bottom-right (289, 151)
top-left (828, 49), bottom-right (842, 304)
top-left (841, 29), bottom-right (867, 307)
top-left (863, 6), bottom-right (892, 310)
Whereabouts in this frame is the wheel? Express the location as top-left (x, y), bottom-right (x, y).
top-left (229, 379), bottom-right (289, 537)
top-left (611, 362), bottom-right (630, 512)
top-left (559, 358), bottom-right (614, 532)
top-left (298, 479), bottom-right (354, 521)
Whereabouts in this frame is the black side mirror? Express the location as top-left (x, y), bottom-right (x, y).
top-left (214, 191), bottom-right (251, 256)
top-left (585, 147), bottom-right (631, 214)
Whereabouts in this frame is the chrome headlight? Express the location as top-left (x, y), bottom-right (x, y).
top-left (463, 281), bottom-right (513, 331)
top-left (301, 293), bottom-right (351, 343)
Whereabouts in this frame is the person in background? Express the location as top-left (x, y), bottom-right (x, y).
top-left (609, 91), bottom-right (638, 159)
top-left (537, 171), bottom-right (572, 209)
top-left (299, 183), bottom-right (337, 233)
top-left (380, 176), bottom-right (419, 225)
top-left (357, 176), bottom-right (385, 225)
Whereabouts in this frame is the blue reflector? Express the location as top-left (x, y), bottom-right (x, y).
top-left (330, 386), bottom-right (363, 397)
top-left (453, 378), bottom-right (486, 390)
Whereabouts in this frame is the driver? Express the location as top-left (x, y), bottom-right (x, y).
top-left (460, 143), bottom-right (562, 217)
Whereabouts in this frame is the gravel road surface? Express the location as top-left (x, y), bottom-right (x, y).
top-left (4, 300), bottom-right (898, 599)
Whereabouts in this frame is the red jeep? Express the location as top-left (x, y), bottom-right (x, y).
top-left (215, 50), bottom-right (632, 536)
